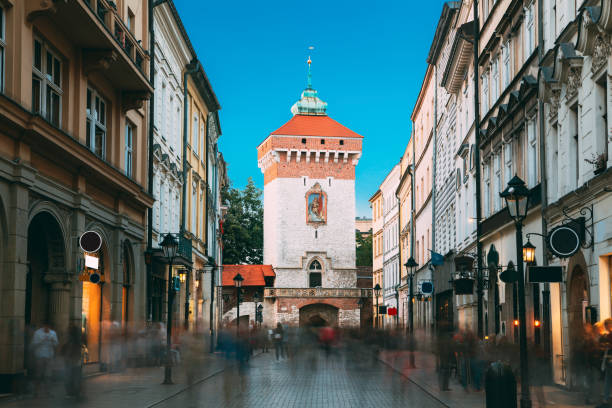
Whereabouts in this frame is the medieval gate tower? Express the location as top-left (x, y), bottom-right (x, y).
top-left (257, 59), bottom-right (365, 327)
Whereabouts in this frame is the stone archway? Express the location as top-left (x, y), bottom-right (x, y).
top-left (567, 264), bottom-right (589, 388)
top-left (299, 303), bottom-right (338, 327)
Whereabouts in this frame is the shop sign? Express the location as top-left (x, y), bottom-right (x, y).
top-left (528, 266), bottom-right (563, 283)
top-left (80, 231), bottom-right (102, 253)
top-left (547, 225), bottom-right (580, 258)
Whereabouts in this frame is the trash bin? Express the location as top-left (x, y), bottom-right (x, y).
top-left (485, 361), bottom-right (517, 408)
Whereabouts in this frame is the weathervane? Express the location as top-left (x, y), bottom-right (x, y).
top-left (307, 46), bottom-right (314, 89)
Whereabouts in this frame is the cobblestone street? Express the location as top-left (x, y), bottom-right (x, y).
top-left (155, 351), bottom-right (447, 408)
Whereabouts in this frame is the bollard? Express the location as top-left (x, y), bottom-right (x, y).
top-left (485, 361), bottom-right (517, 408)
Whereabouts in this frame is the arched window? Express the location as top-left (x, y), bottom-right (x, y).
top-left (309, 260), bottom-right (322, 287)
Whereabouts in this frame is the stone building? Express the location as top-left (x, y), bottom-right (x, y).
top-left (257, 60), bottom-right (369, 328)
top-left (379, 164), bottom-right (400, 327)
top-left (540, 0), bottom-right (612, 387)
top-left (0, 0), bottom-right (153, 390)
top-left (397, 137), bottom-right (413, 329)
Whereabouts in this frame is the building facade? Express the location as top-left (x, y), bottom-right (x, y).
top-left (380, 164), bottom-right (400, 327)
top-left (369, 190), bottom-right (384, 327)
top-left (0, 0), bottom-right (153, 390)
top-left (257, 62), bottom-right (368, 328)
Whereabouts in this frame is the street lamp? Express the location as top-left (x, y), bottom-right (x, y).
top-left (257, 304), bottom-right (263, 328)
top-left (160, 233), bottom-right (178, 385)
top-left (374, 283), bottom-right (381, 329)
top-left (233, 273), bottom-right (243, 337)
top-left (254, 292), bottom-right (261, 328)
top-left (500, 175), bottom-right (532, 408)
top-left (522, 239), bottom-right (536, 264)
top-left (404, 257), bottom-right (418, 334)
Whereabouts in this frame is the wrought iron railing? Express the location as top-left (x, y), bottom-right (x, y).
top-left (178, 234), bottom-right (192, 261)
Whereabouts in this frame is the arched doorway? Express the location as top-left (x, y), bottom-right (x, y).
top-left (26, 211), bottom-right (66, 371)
top-left (299, 303), bottom-right (338, 327)
top-left (122, 241), bottom-right (134, 335)
top-left (568, 265), bottom-right (589, 388)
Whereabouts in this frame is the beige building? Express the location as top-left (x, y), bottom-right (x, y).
top-left (397, 137), bottom-right (413, 329)
top-left (369, 189), bottom-right (384, 327)
top-left (0, 0), bottom-right (153, 390)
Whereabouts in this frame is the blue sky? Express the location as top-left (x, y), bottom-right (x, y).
top-left (174, 0), bottom-right (447, 217)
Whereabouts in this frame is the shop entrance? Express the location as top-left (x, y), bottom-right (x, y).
top-left (568, 265), bottom-right (589, 388)
top-left (81, 244), bottom-right (109, 365)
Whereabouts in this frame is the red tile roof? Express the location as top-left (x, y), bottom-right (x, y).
top-left (222, 265), bottom-right (275, 287)
top-left (270, 115), bottom-right (363, 138)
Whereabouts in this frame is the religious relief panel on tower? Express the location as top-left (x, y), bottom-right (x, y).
top-left (306, 183), bottom-right (327, 224)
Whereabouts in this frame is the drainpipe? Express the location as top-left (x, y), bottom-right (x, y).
top-left (431, 65), bottom-right (438, 335)
top-left (147, 0), bottom-right (167, 321)
top-left (182, 61), bottom-right (200, 233)
top-left (409, 126), bottom-right (416, 334)
top-left (472, 0), bottom-right (485, 339)
top-left (537, 0), bottom-right (552, 379)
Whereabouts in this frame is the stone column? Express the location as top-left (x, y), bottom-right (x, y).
top-left (46, 278), bottom-right (72, 337)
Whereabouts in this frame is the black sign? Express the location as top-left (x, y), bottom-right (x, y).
top-left (80, 231), bottom-right (102, 253)
top-left (528, 266), bottom-right (563, 283)
top-left (89, 272), bottom-right (101, 284)
top-left (548, 225), bottom-right (580, 258)
top-left (421, 281), bottom-right (434, 294)
top-left (378, 305), bottom-right (387, 315)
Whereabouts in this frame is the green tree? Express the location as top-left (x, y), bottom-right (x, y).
top-left (356, 232), bottom-right (372, 266)
top-left (221, 177), bottom-right (263, 264)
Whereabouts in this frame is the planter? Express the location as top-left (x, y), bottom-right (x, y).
top-left (453, 278), bottom-right (475, 294)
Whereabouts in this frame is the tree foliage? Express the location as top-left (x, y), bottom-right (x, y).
top-left (221, 177), bottom-right (263, 264)
top-left (356, 232), bottom-right (373, 267)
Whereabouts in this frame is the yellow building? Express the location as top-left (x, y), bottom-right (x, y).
top-left (397, 137), bottom-right (413, 328)
top-left (369, 189), bottom-right (383, 327)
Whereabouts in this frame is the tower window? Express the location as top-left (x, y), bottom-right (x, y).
top-left (301, 138), bottom-right (306, 144)
top-left (340, 140), bottom-right (344, 145)
top-left (315, 230), bottom-right (318, 239)
top-left (309, 260), bottom-right (322, 287)
top-left (320, 139), bottom-right (325, 144)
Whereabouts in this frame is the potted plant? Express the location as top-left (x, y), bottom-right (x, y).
top-left (585, 153), bottom-right (607, 175)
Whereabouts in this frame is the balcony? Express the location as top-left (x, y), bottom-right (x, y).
top-left (264, 287), bottom-right (372, 299)
top-left (26, 0), bottom-right (152, 97)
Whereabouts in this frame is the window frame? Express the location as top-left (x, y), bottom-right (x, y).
top-left (33, 36), bottom-right (63, 127)
top-left (125, 120), bottom-right (135, 178)
top-left (192, 113), bottom-right (199, 155)
top-left (0, 6), bottom-right (5, 92)
top-left (86, 87), bottom-right (107, 159)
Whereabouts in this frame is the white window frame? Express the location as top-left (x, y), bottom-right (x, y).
top-left (482, 72), bottom-right (489, 114)
top-left (125, 121), bottom-right (134, 177)
top-left (524, 3), bottom-right (535, 60)
top-left (86, 87), bottom-right (107, 159)
top-left (199, 187), bottom-right (204, 239)
top-left (200, 122), bottom-right (205, 159)
top-left (192, 113), bottom-right (199, 155)
top-left (527, 119), bottom-right (537, 187)
top-left (191, 181), bottom-right (197, 233)
top-left (494, 152), bottom-right (502, 212)
top-left (502, 40), bottom-right (511, 89)
top-left (33, 37), bottom-right (63, 126)
top-left (504, 142), bottom-right (513, 188)
top-left (491, 58), bottom-right (499, 103)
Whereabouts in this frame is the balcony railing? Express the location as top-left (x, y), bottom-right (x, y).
top-left (178, 234), bottom-right (192, 261)
top-left (84, 0), bottom-right (147, 74)
top-left (264, 287), bottom-right (372, 298)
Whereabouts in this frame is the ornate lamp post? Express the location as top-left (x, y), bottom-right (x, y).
top-left (404, 256), bottom-right (418, 334)
top-left (373, 284), bottom-right (381, 329)
top-left (500, 175), bottom-right (532, 408)
top-left (160, 233), bottom-right (178, 385)
top-left (233, 273), bottom-right (243, 337)
top-left (257, 304), bottom-right (263, 328)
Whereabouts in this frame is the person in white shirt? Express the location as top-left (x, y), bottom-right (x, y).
top-left (31, 322), bottom-right (58, 396)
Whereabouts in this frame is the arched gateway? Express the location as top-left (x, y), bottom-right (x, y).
top-left (299, 303), bottom-right (338, 327)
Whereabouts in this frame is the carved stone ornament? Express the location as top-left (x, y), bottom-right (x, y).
top-left (83, 50), bottom-right (119, 76)
top-left (592, 34), bottom-right (611, 74)
top-left (548, 89), bottom-right (561, 119)
top-left (565, 67), bottom-right (582, 101)
top-left (122, 91), bottom-right (151, 113)
top-left (26, 0), bottom-right (64, 22)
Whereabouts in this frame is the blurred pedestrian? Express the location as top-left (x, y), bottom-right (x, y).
top-left (61, 324), bottom-right (83, 398)
top-left (436, 326), bottom-right (453, 391)
top-left (31, 322), bottom-right (58, 397)
top-left (273, 323), bottom-right (285, 361)
top-left (600, 318), bottom-right (612, 406)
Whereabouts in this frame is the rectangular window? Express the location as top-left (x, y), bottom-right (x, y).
top-left (192, 182), bottom-right (197, 233)
top-left (494, 153), bottom-right (501, 212)
top-left (504, 142), bottom-right (513, 187)
top-left (199, 189), bottom-right (204, 239)
top-left (125, 121), bottom-right (134, 177)
top-left (525, 3), bottom-right (535, 60)
top-left (570, 104), bottom-right (580, 188)
top-left (127, 8), bottom-right (135, 32)
top-left (86, 87), bottom-right (107, 159)
top-left (527, 120), bottom-right (537, 187)
top-left (491, 57), bottom-right (499, 103)
top-left (33, 38), bottom-right (62, 126)
top-left (200, 122), bottom-right (205, 158)
top-left (0, 7), bottom-right (5, 91)
top-left (309, 273), bottom-right (322, 288)
top-left (482, 72), bottom-right (489, 114)
top-left (192, 114), bottom-right (199, 154)
top-left (595, 76), bottom-right (609, 163)
top-left (502, 42), bottom-right (511, 89)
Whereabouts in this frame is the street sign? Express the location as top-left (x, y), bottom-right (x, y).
top-left (378, 305), bottom-right (387, 315)
top-left (80, 231), bottom-right (102, 253)
top-left (528, 266), bottom-right (563, 283)
top-left (548, 225), bottom-right (580, 258)
top-left (89, 272), bottom-right (101, 284)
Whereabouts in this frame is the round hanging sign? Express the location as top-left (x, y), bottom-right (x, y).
top-left (79, 231), bottom-right (102, 253)
top-left (89, 272), bottom-right (101, 284)
top-left (421, 281), bottom-right (434, 294)
top-left (548, 225), bottom-right (580, 258)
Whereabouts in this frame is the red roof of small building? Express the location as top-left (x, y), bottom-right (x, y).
top-left (222, 265), bottom-right (275, 287)
top-left (270, 114), bottom-right (363, 138)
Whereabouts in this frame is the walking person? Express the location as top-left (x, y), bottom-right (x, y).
top-left (61, 324), bottom-right (83, 399)
top-left (31, 322), bottom-right (59, 397)
top-left (273, 323), bottom-right (284, 361)
top-left (599, 318), bottom-right (612, 407)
